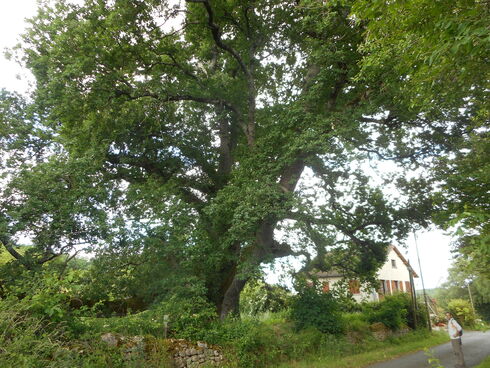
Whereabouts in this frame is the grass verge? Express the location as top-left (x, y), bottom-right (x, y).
top-left (278, 330), bottom-right (449, 368)
top-left (476, 356), bottom-right (490, 368)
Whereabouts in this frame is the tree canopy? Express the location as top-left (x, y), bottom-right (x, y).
top-left (354, 0), bottom-right (489, 280)
top-left (0, 0), bottom-right (485, 317)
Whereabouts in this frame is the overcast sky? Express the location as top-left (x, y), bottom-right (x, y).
top-left (0, 0), bottom-right (455, 290)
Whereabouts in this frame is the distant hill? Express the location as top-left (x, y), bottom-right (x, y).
top-left (416, 288), bottom-right (442, 298)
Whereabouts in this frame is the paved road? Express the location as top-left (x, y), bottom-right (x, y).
top-left (367, 331), bottom-right (490, 368)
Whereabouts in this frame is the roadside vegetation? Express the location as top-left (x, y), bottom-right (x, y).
top-left (0, 259), bottom-right (452, 368)
top-left (0, 0), bottom-right (488, 367)
top-left (477, 356), bottom-right (490, 368)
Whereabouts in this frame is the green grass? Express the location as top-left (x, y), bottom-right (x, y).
top-left (476, 356), bottom-right (490, 368)
top-left (278, 330), bottom-right (449, 368)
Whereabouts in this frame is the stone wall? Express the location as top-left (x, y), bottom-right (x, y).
top-left (101, 333), bottom-right (225, 367)
top-left (169, 339), bottom-right (224, 368)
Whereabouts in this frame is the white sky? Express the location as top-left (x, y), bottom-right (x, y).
top-left (0, 0), bottom-right (455, 290)
top-left (0, 1), bottom-right (38, 94)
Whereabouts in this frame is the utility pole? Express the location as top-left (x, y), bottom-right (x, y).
top-left (467, 283), bottom-right (475, 315)
top-left (408, 260), bottom-right (418, 329)
top-left (414, 232), bottom-right (432, 332)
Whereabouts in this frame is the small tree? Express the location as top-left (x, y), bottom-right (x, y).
top-left (447, 299), bottom-right (476, 327)
top-left (240, 280), bottom-right (291, 316)
top-left (291, 283), bottom-right (343, 334)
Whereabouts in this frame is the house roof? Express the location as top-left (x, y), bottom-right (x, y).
top-left (315, 270), bottom-right (343, 278)
top-left (389, 245), bottom-right (419, 278)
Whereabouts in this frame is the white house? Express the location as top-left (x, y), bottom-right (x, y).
top-left (316, 245), bottom-right (418, 302)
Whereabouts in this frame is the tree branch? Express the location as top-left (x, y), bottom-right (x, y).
top-left (278, 156), bottom-right (306, 193)
top-left (186, 0), bottom-right (256, 146)
top-left (186, 0), bottom-right (250, 78)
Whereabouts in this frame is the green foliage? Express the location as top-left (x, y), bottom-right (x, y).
top-left (354, 0), bottom-right (490, 115)
top-left (0, 268), bottom-right (94, 338)
top-left (0, 0), bottom-right (447, 317)
top-left (355, 0), bottom-right (490, 294)
top-left (0, 294), bottom-right (174, 368)
top-left (411, 297), bottom-right (429, 330)
top-left (424, 348), bottom-right (444, 368)
top-left (342, 312), bottom-right (371, 341)
top-left (329, 282), bottom-right (364, 313)
top-left (153, 294), bottom-right (218, 341)
top-left (290, 285), bottom-right (344, 334)
top-left (0, 246), bottom-right (28, 266)
top-left (476, 356), bottom-right (490, 368)
top-left (211, 318), bottom-right (284, 368)
top-left (432, 131), bottom-right (490, 280)
top-left (435, 259), bottom-right (490, 322)
top-left (84, 280), bottom-right (219, 339)
top-left (240, 280), bottom-right (292, 316)
top-left (363, 294), bottom-right (410, 331)
top-left (447, 299), bottom-right (476, 327)
top-left (181, 315), bottom-right (346, 368)
top-left (0, 297), bottom-right (64, 367)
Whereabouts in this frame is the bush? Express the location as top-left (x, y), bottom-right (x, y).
top-left (0, 267), bottom-right (95, 337)
top-left (290, 285), bottom-right (344, 334)
top-left (0, 297), bottom-right (64, 367)
top-left (216, 318), bottom-right (281, 368)
top-left (240, 280), bottom-right (291, 316)
top-left (448, 299), bottom-right (476, 327)
top-left (151, 294), bottom-right (217, 341)
top-left (0, 297), bottom-right (159, 368)
top-left (363, 294), bottom-right (410, 331)
top-left (343, 312), bottom-right (370, 336)
top-left (197, 315), bottom-right (346, 368)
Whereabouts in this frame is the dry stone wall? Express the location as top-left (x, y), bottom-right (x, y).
top-left (100, 333), bottom-right (225, 367)
top-left (169, 339), bottom-right (224, 368)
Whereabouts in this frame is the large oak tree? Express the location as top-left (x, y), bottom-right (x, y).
top-left (1, 0), bottom-right (462, 317)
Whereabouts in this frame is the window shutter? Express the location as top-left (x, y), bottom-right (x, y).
top-left (349, 280), bottom-right (360, 294)
top-left (322, 281), bottom-right (330, 293)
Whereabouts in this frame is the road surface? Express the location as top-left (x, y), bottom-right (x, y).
top-left (367, 331), bottom-right (490, 368)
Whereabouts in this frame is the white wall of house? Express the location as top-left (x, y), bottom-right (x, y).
top-left (377, 247), bottom-right (411, 282)
top-left (318, 246), bottom-right (415, 303)
top-left (319, 276), bottom-right (378, 303)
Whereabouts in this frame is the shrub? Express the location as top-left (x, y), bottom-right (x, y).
top-left (448, 299), bottom-right (476, 327)
top-left (0, 267), bottom-right (95, 337)
top-left (151, 294), bottom-right (217, 341)
top-left (290, 285), bottom-right (344, 334)
top-left (0, 296), bottom-right (174, 368)
top-left (363, 294), bottom-right (410, 331)
top-left (0, 297), bottom-right (63, 367)
top-left (198, 315), bottom-right (346, 368)
top-left (240, 280), bottom-right (291, 316)
top-left (343, 312), bottom-right (370, 336)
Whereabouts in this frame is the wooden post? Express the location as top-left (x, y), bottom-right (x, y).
top-left (414, 232), bottom-right (432, 332)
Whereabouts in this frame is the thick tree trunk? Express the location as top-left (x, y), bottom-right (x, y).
top-left (214, 157), bottom-right (307, 319)
top-left (219, 276), bottom-right (248, 319)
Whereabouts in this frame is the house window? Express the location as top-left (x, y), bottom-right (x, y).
top-left (391, 259), bottom-right (397, 268)
top-left (349, 280), bottom-right (360, 294)
top-left (322, 281), bottom-right (330, 293)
